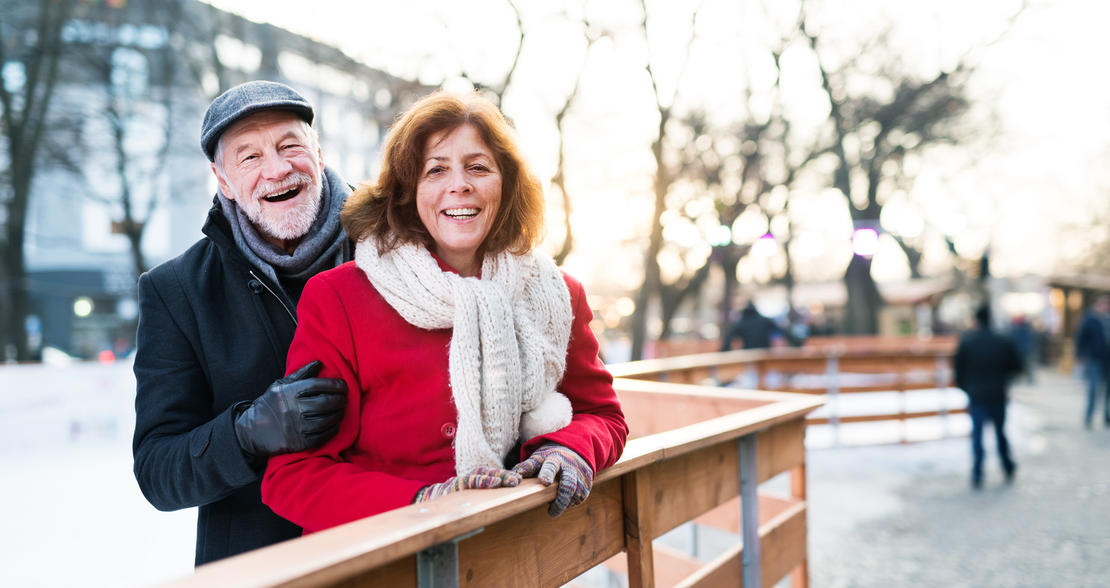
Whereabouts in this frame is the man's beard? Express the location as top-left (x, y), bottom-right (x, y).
top-left (236, 171), bottom-right (322, 241)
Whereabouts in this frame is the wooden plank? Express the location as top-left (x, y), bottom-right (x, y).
top-left (640, 421), bottom-right (802, 540)
top-left (615, 387), bottom-right (769, 438)
top-left (806, 407), bottom-right (967, 425)
top-left (755, 359), bottom-right (827, 374)
top-left (623, 469), bottom-right (657, 588)
top-left (456, 478), bottom-right (625, 588)
top-left (603, 544), bottom-right (705, 587)
top-left (760, 502), bottom-right (808, 587)
top-left (609, 346), bottom-right (954, 383)
top-left (646, 441), bottom-right (739, 539)
top-left (694, 495), bottom-right (800, 535)
top-left (756, 420), bottom-right (806, 483)
top-left (782, 382), bottom-right (951, 394)
top-left (598, 397), bottom-right (823, 484)
top-left (674, 501), bottom-right (806, 588)
top-left (791, 464), bottom-right (806, 500)
top-left (164, 481), bottom-right (563, 588)
top-left (716, 364), bottom-right (752, 382)
top-left (330, 557), bottom-right (414, 588)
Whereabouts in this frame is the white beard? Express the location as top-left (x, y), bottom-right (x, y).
top-left (235, 171), bottom-right (322, 241)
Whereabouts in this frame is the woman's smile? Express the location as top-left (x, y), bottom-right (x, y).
top-left (416, 123), bottom-right (503, 277)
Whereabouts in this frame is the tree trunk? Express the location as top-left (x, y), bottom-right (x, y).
top-left (629, 123), bottom-right (669, 360)
top-left (0, 0), bottom-right (75, 360)
top-left (842, 254), bottom-right (882, 334)
top-left (629, 220), bottom-right (663, 360)
top-left (3, 165), bottom-right (33, 361)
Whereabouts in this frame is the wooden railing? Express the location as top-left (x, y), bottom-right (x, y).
top-left (611, 336), bottom-right (960, 444)
top-left (161, 379), bottom-right (823, 588)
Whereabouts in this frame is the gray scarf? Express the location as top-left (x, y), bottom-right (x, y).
top-left (217, 166), bottom-right (350, 303)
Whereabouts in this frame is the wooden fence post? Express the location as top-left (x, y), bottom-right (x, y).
top-left (790, 462), bottom-right (809, 588)
top-left (624, 468), bottom-right (656, 588)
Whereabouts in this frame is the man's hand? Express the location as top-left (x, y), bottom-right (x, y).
top-left (512, 443), bottom-right (594, 517)
top-left (413, 467), bottom-right (522, 503)
top-left (234, 360), bottom-right (347, 462)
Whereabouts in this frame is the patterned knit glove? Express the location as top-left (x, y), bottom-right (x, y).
top-left (413, 467), bottom-right (522, 503)
top-left (512, 443), bottom-right (594, 517)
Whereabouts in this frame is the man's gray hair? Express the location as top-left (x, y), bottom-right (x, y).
top-left (212, 117), bottom-right (320, 187)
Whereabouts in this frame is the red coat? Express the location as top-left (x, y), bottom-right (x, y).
top-left (261, 259), bottom-right (628, 533)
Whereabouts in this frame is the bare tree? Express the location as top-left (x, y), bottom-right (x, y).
top-left (795, 2), bottom-right (1027, 333)
top-left (626, 1), bottom-right (826, 352)
top-left (626, 0), bottom-right (700, 360)
top-left (549, 10), bottom-right (606, 265)
top-left (449, 0), bottom-right (525, 107)
top-left (48, 2), bottom-right (187, 280)
top-left (0, 0), bottom-right (76, 360)
top-left (801, 20), bottom-right (970, 333)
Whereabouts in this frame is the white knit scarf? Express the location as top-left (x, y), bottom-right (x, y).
top-left (355, 239), bottom-right (574, 475)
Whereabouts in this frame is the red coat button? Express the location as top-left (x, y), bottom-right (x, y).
top-left (441, 423), bottom-right (457, 439)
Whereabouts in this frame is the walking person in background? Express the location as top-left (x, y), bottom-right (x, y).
top-left (1009, 315), bottom-right (1036, 384)
top-left (1075, 294), bottom-right (1110, 429)
top-left (132, 81), bottom-right (353, 565)
top-left (720, 301), bottom-right (780, 350)
top-left (953, 304), bottom-right (1024, 489)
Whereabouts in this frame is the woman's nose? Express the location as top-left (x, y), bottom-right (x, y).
top-left (448, 169), bottom-right (472, 193)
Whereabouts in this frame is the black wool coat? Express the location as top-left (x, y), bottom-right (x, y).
top-left (132, 202), bottom-right (345, 565)
top-left (953, 326), bottom-right (1024, 405)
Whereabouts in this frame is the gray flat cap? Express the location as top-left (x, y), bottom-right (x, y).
top-left (201, 80), bottom-right (314, 161)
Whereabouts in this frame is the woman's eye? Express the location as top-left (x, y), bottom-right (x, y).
top-left (426, 166), bottom-right (446, 176)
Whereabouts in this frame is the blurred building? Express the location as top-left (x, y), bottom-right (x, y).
top-left (3, 0), bottom-right (432, 359)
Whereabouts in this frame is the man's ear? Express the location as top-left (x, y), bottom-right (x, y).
top-left (211, 163), bottom-right (234, 201)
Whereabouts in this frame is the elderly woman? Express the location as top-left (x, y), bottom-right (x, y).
top-left (261, 91), bottom-right (628, 532)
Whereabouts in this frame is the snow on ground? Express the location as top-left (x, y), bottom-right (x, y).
top-left (1, 361), bottom-right (195, 588)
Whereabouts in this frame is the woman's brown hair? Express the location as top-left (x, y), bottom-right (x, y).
top-left (342, 90), bottom-right (545, 256)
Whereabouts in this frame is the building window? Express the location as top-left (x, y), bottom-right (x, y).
top-left (110, 47), bottom-right (148, 100)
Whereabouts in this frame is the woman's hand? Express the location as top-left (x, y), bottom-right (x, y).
top-left (413, 467), bottom-right (522, 503)
top-left (512, 443), bottom-right (594, 517)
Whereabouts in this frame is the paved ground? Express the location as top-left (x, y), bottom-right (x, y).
top-left (805, 368), bottom-right (1110, 587)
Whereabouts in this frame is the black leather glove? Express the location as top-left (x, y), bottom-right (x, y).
top-left (233, 360), bottom-right (347, 464)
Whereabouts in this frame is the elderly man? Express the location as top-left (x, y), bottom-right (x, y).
top-left (133, 81), bottom-right (351, 565)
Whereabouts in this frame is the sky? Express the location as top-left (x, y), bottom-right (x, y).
top-left (202, 0), bottom-right (1110, 292)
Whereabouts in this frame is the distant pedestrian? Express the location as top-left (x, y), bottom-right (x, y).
top-left (1075, 294), bottom-right (1110, 429)
top-left (720, 301), bottom-right (779, 351)
top-left (1009, 315), bottom-right (1036, 384)
top-left (954, 304), bottom-right (1023, 489)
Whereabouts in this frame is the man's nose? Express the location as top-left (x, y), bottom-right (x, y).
top-left (260, 153), bottom-right (293, 179)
